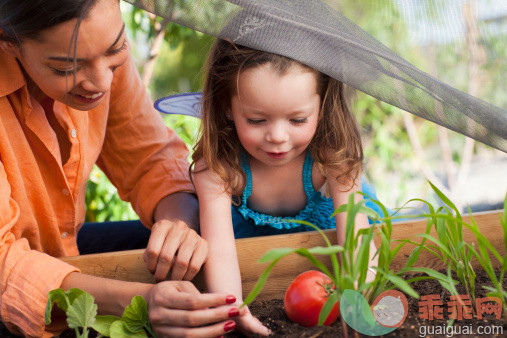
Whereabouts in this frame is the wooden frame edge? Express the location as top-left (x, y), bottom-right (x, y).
top-left (61, 210), bottom-right (504, 300)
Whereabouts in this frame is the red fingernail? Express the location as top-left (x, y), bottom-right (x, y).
top-left (224, 321), bottom-right (236, 332)
top-left (228, 308), bottom-right (239, 318)
top-left (225, 295), bottom-right (236, 304)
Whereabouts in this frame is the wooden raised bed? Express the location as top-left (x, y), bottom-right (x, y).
top-left (61, 210), bottom-right (504, 300)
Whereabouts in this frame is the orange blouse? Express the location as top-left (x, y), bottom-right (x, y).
top-left (0, 49), bottom-right (194, 337)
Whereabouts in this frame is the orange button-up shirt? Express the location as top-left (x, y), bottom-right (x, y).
top-left (0, 48), bottom-right (194, 337)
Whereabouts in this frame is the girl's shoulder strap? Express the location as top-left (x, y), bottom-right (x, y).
top-left (302, 150), bottom-right (316, 197)
top-left (240, 152), bottom-right (253, 204)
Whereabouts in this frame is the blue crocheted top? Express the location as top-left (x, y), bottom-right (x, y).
top-left (235, 151), bottom-right (336, 230)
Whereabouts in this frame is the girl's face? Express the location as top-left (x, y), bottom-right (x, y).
top-left (230, 63), bottom-right (321, 167)
top-left (0, 0), bottom-right (127, 110)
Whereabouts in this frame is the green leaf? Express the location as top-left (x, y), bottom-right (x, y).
top-left (45, 289), bottom-right (68, 325)
top-left (357, 205), bottom-right (379, 220)
top-left (243, 255), bottom-right (286, 306)
top-left (307, 245), bottom-right (344, 255)
top-left (93, 315), bottom-right (121, 337)
top-left (288, 219), bottom-right (333, 247)
top-left (122, 296), bottom-right (150, 333)
top-left (428, 181), bottom-right (459, 215)
top-left (383, 273), bottom-right (419, 299)
top-left (343, 275), bottom-right (356, 290)
top-left (110, 320), bottom-right (148, 338)
top-left (66, 292), bottom-right (97, 331)
top-left (408, 267), bottom-right (459, 295)
top-left (318, 290), bottom-right (339, 326)
top-left (258, 248), bottom-right (297, 263)
top-left (294, 248), bottom-right (334, 280)
top-left (67, 288), bottom-right (87, 306)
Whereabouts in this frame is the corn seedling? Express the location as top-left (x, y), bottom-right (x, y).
top-left (242, 192), bottom-right (453, 335)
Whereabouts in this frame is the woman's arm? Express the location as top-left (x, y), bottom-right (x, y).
top-left (60, 272), bottom-right (244, 337)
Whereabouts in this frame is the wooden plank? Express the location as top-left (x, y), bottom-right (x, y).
top-left (61, 210), bottom-right (504, 300)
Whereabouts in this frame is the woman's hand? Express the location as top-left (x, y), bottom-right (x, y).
top-left (233, 305), bottom-right (272, 336)
top-left (144, 192), bottom-right (208, 282)
top-left (144, 219), bottom-right (208, 282)
top-left (145, 281), bottom-right (245, 337)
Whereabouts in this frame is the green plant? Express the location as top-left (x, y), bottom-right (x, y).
top-left (45, 289), bottom-right (154, 338)
top-left (242, 193), bottom-right (452, 334)
top-left (411, 184), bottom-right (506, 322)
top-left (465, 191), bottom-right (507, 323)
top-left (407, 182), bottom-right (477, 306)
top-left (85, 166), bottom-right (138, 223)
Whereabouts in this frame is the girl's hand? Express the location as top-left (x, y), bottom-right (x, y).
top-left (145, 281), bottom-right (245, 337)
top-left (234, 305), bottom-right (272, 336)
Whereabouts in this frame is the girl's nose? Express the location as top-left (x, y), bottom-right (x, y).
top-left (266, 123), bottom-right (289, 143)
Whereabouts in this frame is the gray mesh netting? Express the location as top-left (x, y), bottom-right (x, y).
top-left (124, 0), bottom-right (506, 152)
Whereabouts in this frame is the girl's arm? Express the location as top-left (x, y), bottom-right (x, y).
top-left (193, 164), bottom-right (271, 336)
top-left (193, 166), bottom-right (241, 298)
top-left (327, 171), bottom-right (378, 278)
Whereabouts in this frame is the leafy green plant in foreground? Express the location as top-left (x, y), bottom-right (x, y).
top-left (413, 183), bottom-right (507, 321)
top-left (45, 289), bottom-right (154, 338)
top-left (242, 192), bottom-right (453, 332)
top-left (409, 182), bottom-right (477, 307)
top-left (465, 191), bottom-right (507, 323)
top-left (243, 183), bottom-right (507, 331)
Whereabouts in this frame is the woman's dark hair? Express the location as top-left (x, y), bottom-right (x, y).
top-left (0, 0), bottom-right (97, 44)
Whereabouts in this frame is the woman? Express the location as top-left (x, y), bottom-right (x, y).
top-left (0, 0), bottom-right (242, 336)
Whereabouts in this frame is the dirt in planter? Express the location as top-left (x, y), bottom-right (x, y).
top-left (1, 270), bottom-right (505, 337)
top-left (229, 270), bottom-right (507, 338)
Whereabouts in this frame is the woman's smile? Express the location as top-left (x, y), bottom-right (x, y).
top-left (71, 91), bottom-right (105, 104)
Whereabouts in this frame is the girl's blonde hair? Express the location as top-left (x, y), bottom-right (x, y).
top-left (191, 39), bottom-right (363, 195)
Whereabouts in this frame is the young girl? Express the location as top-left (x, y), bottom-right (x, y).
top-left (192, 39), bottom-right (381, 335)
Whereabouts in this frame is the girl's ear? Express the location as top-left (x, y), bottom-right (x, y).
top-left (226, 111), bottom-right (234, 120)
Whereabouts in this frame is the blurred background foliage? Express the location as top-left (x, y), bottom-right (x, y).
top-left (85, 0), bottom-right (506, 222)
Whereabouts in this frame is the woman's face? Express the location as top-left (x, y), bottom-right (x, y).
top-left (2, 0), bottom-right (128, 110)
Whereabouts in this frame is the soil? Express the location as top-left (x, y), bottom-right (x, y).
top-left (233, 270), bottom-right (507, 338)
top-left (1, 270), bottom-right (505, 337)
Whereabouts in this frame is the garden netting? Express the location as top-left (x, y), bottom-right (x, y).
top-left (124, 0), bottom-right (507, 152)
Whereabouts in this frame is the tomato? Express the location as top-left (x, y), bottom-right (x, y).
top-left (284, 270), bottom-right (340, 327)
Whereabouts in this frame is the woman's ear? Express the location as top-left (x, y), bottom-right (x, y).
top-left (0, 28), bottom-right (21, 58)
top-left (0, 40), bottom-right (20, 58)
top-left (226, 111), bottom-right (234, 121)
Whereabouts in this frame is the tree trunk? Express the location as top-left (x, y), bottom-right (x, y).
top-left (427, 44), bottom-right (457, 196)
top-left (455, 0), bottom-right (486, 206)
top-left (141, 15), bottom-right (171, 86)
